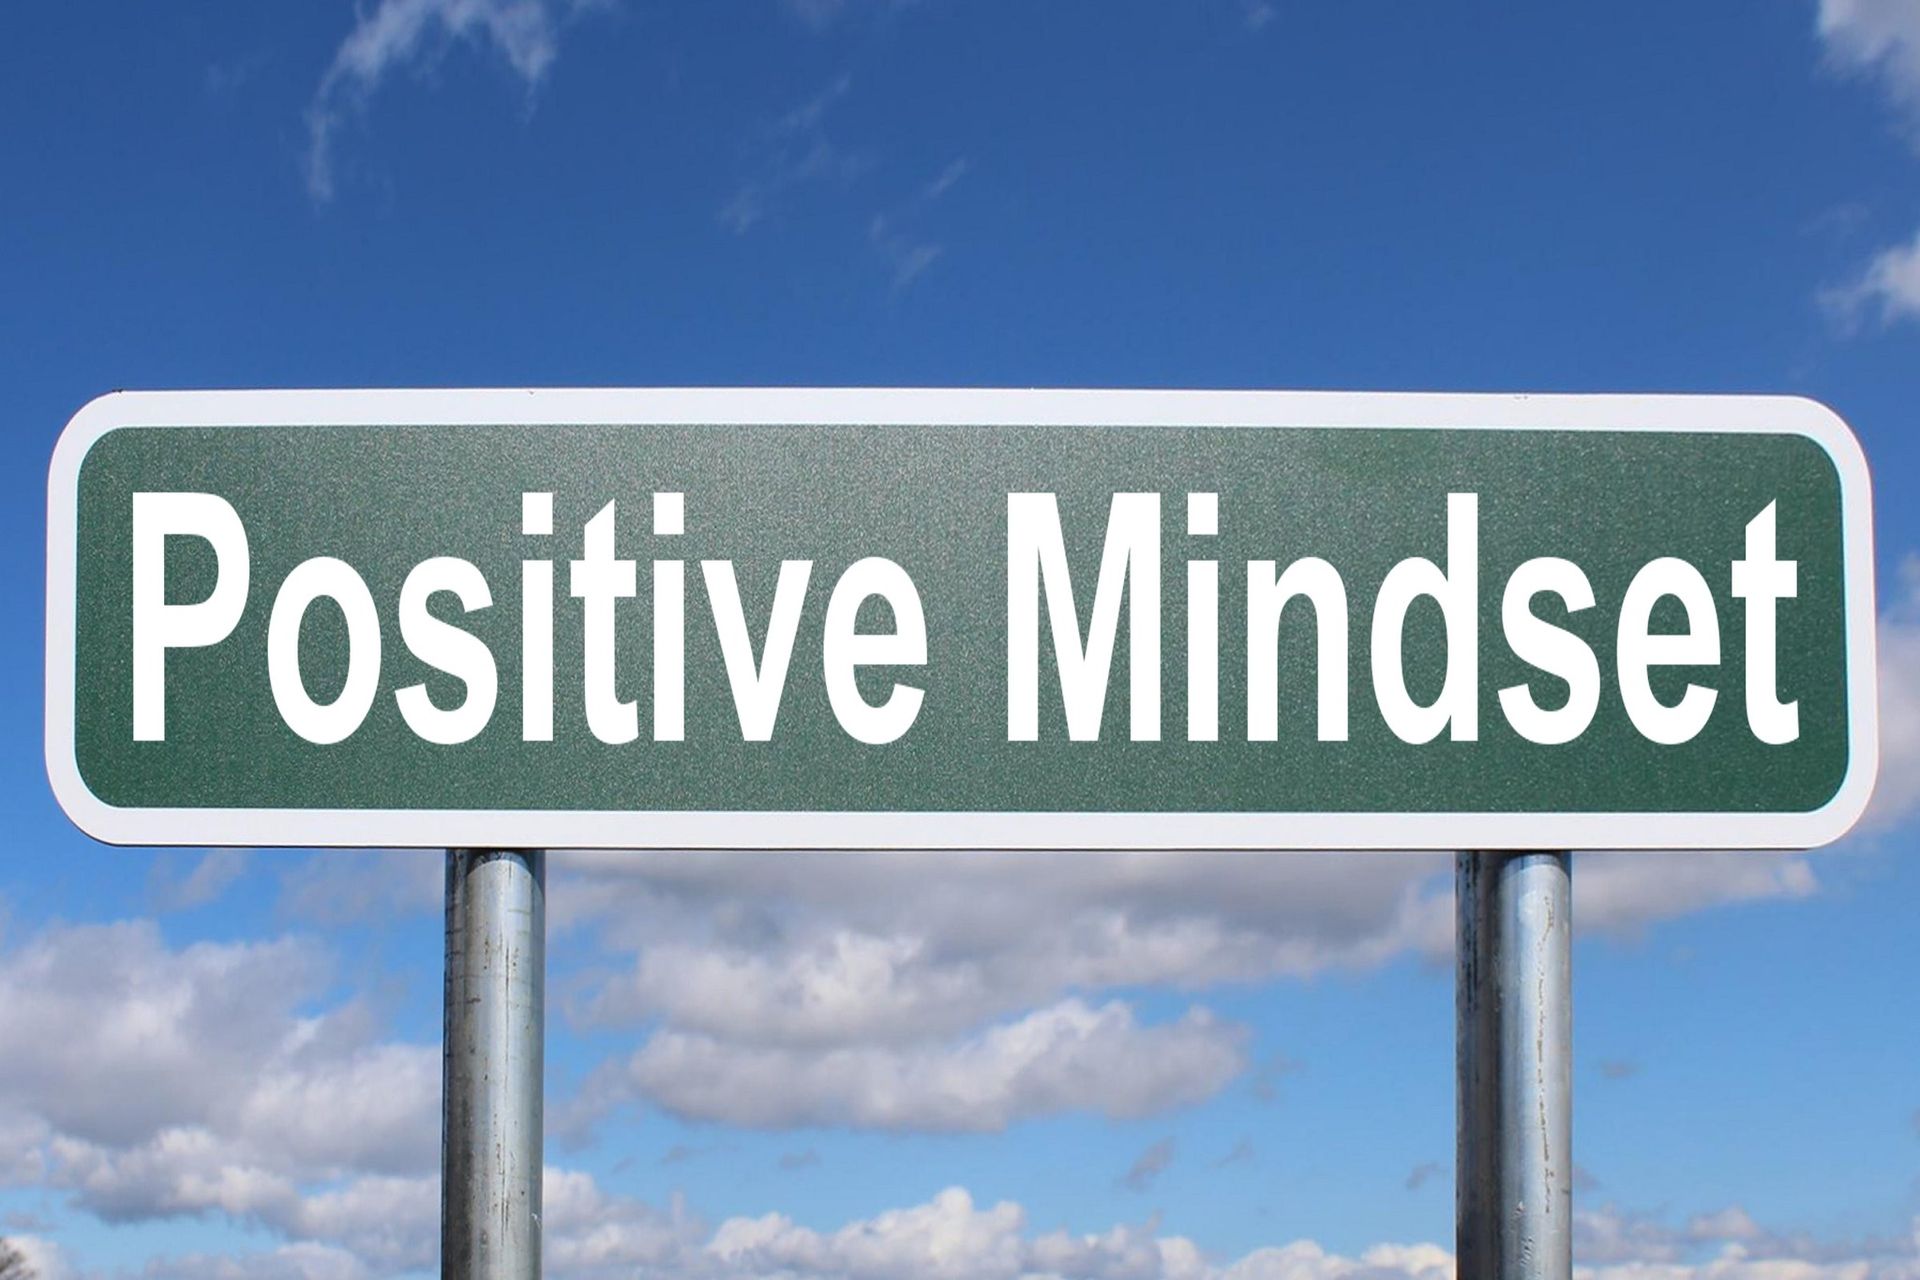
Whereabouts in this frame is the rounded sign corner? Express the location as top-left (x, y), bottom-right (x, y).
top-left (42, 739), bottom-right (130, 848)
top-left (1804, 689), bottom-right (1883, 852)
top-left (51, 390), bottom-right (140, 486)
top-left (1777, 395), bottom-right (1874, 491)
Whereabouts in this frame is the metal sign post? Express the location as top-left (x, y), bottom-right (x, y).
top-left (443, 850), bottom-right (545, 1280)
top-left (1458, 851), bottom-right (1572, 1280)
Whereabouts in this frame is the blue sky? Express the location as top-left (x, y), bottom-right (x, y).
top-left (4, 1), bottom-right (1920, 1277)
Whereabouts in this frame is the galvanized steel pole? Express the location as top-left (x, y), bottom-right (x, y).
top-left (1457, 851), bottom-right (1572, 1280)
top-left (443, 850), bottom-right (545, 1280)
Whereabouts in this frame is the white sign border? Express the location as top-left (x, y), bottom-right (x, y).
top-left (46, 387), bottom-right (1880, 851)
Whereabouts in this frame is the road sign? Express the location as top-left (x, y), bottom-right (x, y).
top-left (46, 388), bottom-right (1877, 850)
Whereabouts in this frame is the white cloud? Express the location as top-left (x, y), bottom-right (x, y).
top-left (557, 849), bottom-right (1456, 1036)
top-left (680, 1190), bottom-right (1920, 1280)
top-left (3, 1235), bottom-right (73, 1280)
top-left (1221, 1241), bottom-right (1453, 1280)
top-left (135, 1243), bottom-right (374, 1280)
top-left (1819, 0), bottom-right (1920, 130)
top-left (548, 835), bottom-right (1837, 1138)
top-left (586, 998), bottom-right (1246, 1132)
top-left (50, 1127), bottom-right (299, 1223)
top-left (684, 1191), bottom-right (1920, 1280)
top-left (704, 1186), bottom-right (1212, 1280)
top-left (1825, 228), bottom-right (1920, 328)
top-left (277, 1175), bottom-right (440, 1272)
top-left (79, 1182), bottom-right (1920, 1280)
top-left (1572, 854), bottom-right (1817, 938)
top-left (1572, 1201), bottom-right (1920, 1280)
top-left (580, 928), bottom-right (994, 1046)
top-left (1816, 0), bottom-right (1920, 328)
top-left (555, 841), bottom-right (1814, 1035)
top-left (0, 922), bottom-right (333, 1147)
top-left (304, 0), bottom-right (580, 201)
top-left (543, 1167), bottom-right (704, 1277)
top-left (25, 1146), bottom-right (1920, 1280)
top-left (0, 919), bottom-right (440, 1265)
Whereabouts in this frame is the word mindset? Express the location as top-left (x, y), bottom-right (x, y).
top-left (130, 490), bottom-right (1801, 750)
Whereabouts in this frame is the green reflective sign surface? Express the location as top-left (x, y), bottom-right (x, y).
top-left (45, 390), bottom-right (1878, 850)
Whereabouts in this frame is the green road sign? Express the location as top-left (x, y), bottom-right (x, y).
top-left (46, 389), bottom-right (1878, 850)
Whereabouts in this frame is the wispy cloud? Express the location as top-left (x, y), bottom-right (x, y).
top-left (150, 849), bottom-right (249, 912)
top-left (1824, 227), bottom-right (1920, 329)
top-left (868, 157), bottom-right (968, 289)
top-left (1120, 1137), bottom-right (1177, 1192)
top-left (304, 0), bottom-right (581, 202)
top-left (1816, 0), bottom-right (1920, 329)
top-left (1599, 1058), bottom-right (1641, 1081)
top-left (1213, 1137), bottom-right (1255, 1168)
top-left (780, 0), bottom-right (925, 30)
top-left (1404, 1161), bottom-right (1444, 1191)
top-left (204, 50), bottom-right (272, 99)
top-left (1819, 0), bottom-right (1920, 134)
top-left (721, 74), bottom-right (870, 234)
top-left (721, 77), bottom-right (966, 288)
top-left (1250, 1050), bottom-right (1304, 1101)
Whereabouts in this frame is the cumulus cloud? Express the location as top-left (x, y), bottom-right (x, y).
top-left (629, 1194), bottom-right (1911, 1280)
top-left (703, 1187), bottom-right (1213, 1280)
top-left (136, 1242), bottom-right (374, 1280)
top-left (26, 1127), bottom-right (1920, 1280)
top-left (2, 1236), bottom-right (72, 1280)
top-left (0, 920), bottom-right (440, 1263)
top-left (558, 849), bottom-right (1456, 1036)
top-left (541, 1167), bottom-right (704, 1277)
top-left (304, 0), bottom-right (587, 201)
top-left (576, 998), bottom-right (1246, 1132)
top-left (549, 850), bottom-right (1439, 1132)
top-left (548, 826), bottom-right (1845, 1138)
top-left (1573, 1200), bottom-right (1920, 1278)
